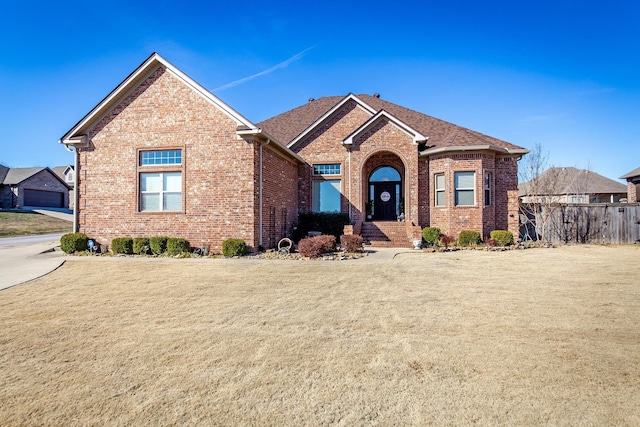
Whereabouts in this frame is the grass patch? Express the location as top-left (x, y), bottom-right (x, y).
top-left (0, 210), bottom-right (72, 236)
top-left (0, 245), bottom-right (638, 425)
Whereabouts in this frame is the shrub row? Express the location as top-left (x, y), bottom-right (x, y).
top-left (110, 236), bottom-right (191, 255)
top-left (420, 228), bottom-right (514, 247)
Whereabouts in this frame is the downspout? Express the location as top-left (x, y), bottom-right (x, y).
top-left (347, 147), bottom-right (352, 221)
top-left (62, 143), bottom-right (79, 233)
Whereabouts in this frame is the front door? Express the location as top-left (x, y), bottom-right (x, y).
top-left (373, 182), bottom-right (397, 221)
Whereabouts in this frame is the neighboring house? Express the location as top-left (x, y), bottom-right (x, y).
top-left (53, 165), bottom-right (75, 209)
top-left (0, 165), bottom-right (70, 209)
top-left (519, 167), bottom-right (628, 204)
top-left (620, 167), bottom-right (640, 203)
top-left (59, 53), bottom-right (528, 251)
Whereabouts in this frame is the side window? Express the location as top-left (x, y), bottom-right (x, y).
top-left (435, 173), bottom-right (445, 206)
top-left (454, 172), bottom-right (475, 206)
top-left (139, 149), bottom-right (183, 212)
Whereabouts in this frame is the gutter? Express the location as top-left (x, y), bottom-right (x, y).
top-left (419, 145), bottom-right (530, 157)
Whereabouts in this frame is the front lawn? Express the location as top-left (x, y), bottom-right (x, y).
top-left (0, 210), bottom-right (72, 236)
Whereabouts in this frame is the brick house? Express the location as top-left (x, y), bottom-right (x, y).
top-left (60, 53), bottom-right (528, 251)
top-left (620, 167), bottom-right (640, 203)
top-left (0, 166), bottom-right (70, 209)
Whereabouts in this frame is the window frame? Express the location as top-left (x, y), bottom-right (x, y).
top-left (484, 171), bottom-right (492, 207)
top-left (454, 171), bottom-right (476, 206)
top-left (313, 163), bottom-right (341, 176)
top-left (137, 148), bottom-right (184, 213)
top-left (434, 173), bottom-right (445, 207)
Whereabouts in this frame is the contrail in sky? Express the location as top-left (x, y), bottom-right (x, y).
top-left (214, 46), bottom-right (315, 91)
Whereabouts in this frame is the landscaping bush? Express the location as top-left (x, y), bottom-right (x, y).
top-left (422, 227), bottom-right (441, 246)
top-left (111, 237), bottom-right (133, 254)
top-left (149, 236), bottom-right (169, 255)
top-left (294, 212), bottom-right (351, 241)
top-left (490, 230), bottom-right (514, 246)
top-left (167, 238), bottom-right (191, 255)
top-left (222, 238), bottom-right (247, 257)
top-left (133, 237), bottom-right (150, 255)
top-left (340, 234), bottom-right (364, 252)
top-left (298, 234), bottom-right (336, 258)
top-left (60, 232), bottom-right (89, 254)
top-left (458, 230), bottom-right (481, 247)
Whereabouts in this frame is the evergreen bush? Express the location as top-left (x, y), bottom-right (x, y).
top-left (222, 238), bottom-right (247, 257)
top-left (111, 237), bottom-right (133, 254)
top-left (149, 236), bottom-right (169, 255)
top-left (422, 227), bottom-right (441, 246)
top-left (60, 232), bottom-right (88, 254)
top-left (133, 237), bottom-right (150, 254)
top-left (167, 238), bottom-right (191, 255)
top-left (458, 230), bottom-right (481, 247)
top-left (294, 213), bottom-right (350, 241)
top-left (490, 230), bottom-right (514, 246)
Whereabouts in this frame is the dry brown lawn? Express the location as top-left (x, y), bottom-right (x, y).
top-left (1, 245), bottom-right (639, 426)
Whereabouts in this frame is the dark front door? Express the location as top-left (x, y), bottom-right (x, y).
top-left (373, 182), bottom-right (396, 221)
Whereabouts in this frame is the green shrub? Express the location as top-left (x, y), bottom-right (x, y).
top-left (458, 230), bottom-right (481, 247)
top-left (167, 238), bottom-right (191, 255)
top-left (111, 237), bottom-right (133, 254)
top-left (490, 230), bottom-right (514, 246)
top-left (298, 234), bottom-right (336, 258)
top-left (340, 234), bottom-right (364, 252)
top-left (60, 232), bottom-right (88, 254)
top-left (422, 227), bottom-right (441, 246)
top-left (222, 238), bottom-right (247, 257)
top-left (294, 213), bottom-right (351, 241)
top-left (149, 236), bottom-right (169, 255)
top-left (133, 237), bottom-right (150, 254)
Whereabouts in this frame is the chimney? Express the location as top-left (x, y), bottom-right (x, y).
top-left (308, 98), bottom-right (315, 102)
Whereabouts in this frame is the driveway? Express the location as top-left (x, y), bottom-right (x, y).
top-left (0, 234), bottom-right (65, 291)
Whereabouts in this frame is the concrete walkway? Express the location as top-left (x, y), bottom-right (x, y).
top-left (0, 239), bottom-right (66, 291)
top-left (26, 207), bottom-right (73, 222)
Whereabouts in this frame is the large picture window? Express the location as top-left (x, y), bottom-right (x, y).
top-left (140, 172), bottom-right (182, 211)
top-left (312, 180), bottom-right (341, 212)
top-left (455, 172), bottom-right (475, 206)
top-left (435, 173), bottom-right (445, 206)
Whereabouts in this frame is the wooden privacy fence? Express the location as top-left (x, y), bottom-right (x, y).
top-left (522, 203), bottom-right (640, 244)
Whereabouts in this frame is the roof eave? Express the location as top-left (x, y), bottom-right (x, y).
top-left (237, 128), bottom-right (304, 163)
top-left (420, 145), bottom-right (529, 156)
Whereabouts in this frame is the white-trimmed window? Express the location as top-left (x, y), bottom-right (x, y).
top-left (312, 180), bottom-right (341, 212)
top-left (140, 149), bottom-right (182, 166)
top-left (435, 173), bottom-right (445, 206)
top-left (140, 172), bottom-right (182, 212)
top-left (484, 171), bottom-right (492, 206)
top-left (455, 172), bottom-right (475, 206)
top-left (313, 164), bottom-right (341, 176)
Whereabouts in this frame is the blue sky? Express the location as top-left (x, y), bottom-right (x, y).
top-left (1, 0), bottom-right (638, 182)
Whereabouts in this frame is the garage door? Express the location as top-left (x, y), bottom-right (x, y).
top-left (24, 189), bottom-right (64, 208)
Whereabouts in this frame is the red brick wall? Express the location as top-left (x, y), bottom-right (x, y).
top-left (259, 144), bottom-right (298, 248)
top-left (77, 66), bottom-right (258, 253)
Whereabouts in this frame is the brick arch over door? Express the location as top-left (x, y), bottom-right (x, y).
top-left (360, 150), bottom-right (408, 221)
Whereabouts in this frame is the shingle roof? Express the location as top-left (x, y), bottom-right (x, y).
top-left (620, 166), bottom-right (640, 180)
top-left (520, 167), bottom-right (627, 196)
top-left (0, 165), bottom-right (9, 183)
top-left (257, 94), bottom-right (526, 153)
top-left (2, 167), bottom-right (46, 185)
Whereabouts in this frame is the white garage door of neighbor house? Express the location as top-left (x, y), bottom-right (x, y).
top-left (24, 189), bottom-right (64, 208)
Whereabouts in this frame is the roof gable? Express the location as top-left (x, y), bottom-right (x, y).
top-left (60, 53), bottom-right (255, 145)
top-left (258, 93), bottom-right (528, 155)
top-left (342, 109), bottom-right (428, 146)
